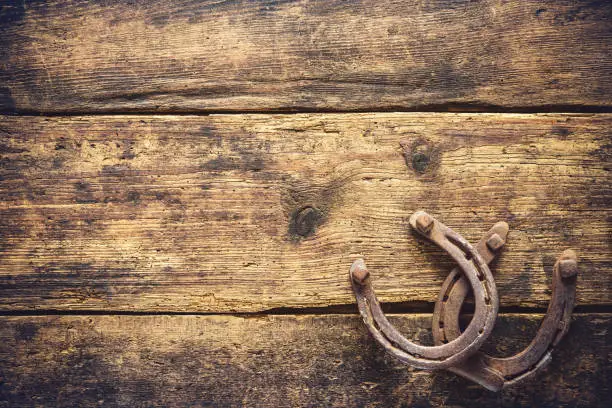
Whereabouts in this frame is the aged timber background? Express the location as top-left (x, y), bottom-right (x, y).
top-left (0, 1), bottom-right (610, 407)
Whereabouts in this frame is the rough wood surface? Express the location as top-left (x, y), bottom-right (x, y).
top-left (1, 0), bottom-right (611, 113)
top-left (0, 113), bottom-right (609, 312)
top-left (0, 313), bottom-right (609, 407)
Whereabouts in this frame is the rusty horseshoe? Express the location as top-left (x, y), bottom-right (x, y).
top-left (350, 211), bottom-right (578, 390)
top-left (431, 225), bottom-right (578, 391)
top-left (349, 211), bottom-right (499, 369)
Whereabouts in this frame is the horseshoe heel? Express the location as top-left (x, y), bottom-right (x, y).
top-left (350, 211), bottom-right (499, 370)
top-left (432, 228), bottom-right (578, 391)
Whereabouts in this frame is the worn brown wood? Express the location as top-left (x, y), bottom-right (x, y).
top-left (0, 113), bottom-right (610, 312)
top-left (0, 313), bottom-right (609, 407)
top-left (1, 0), bottom-right (611, 113)
top-left (1, 1), bottom-right (609, 405)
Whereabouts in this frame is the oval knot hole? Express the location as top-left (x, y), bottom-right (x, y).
top-left (400, 138), bottom-right (437, 175)
top-left (412, 151), bottom-right (431, 173)
top-left (291, 206), bottom-right (323, 238)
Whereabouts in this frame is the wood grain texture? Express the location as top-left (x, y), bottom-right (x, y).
top-left (1, 0), bottom-right (611, 113)
top-left (0, 113), bottom-right (610, 312)
top-left (0, 313), bottom-right (609, 407)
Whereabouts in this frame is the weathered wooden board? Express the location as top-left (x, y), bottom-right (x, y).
top-left (0, 313), bottom-right (609, 407)
top-left (1, 0), bottom-right (611, 113)
top-left (0, 113), bottom-right (609, 312)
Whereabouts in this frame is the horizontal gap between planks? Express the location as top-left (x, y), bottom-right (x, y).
top-left (2, 104), bottom-right (612, 117)
top-left (0, 303), bottom-right (610, 317)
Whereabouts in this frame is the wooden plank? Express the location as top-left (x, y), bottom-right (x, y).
top-left (0, 313), bottom-right (609, 407)
top-left (0, 0), bottom-right (611, 113)
top-left (0, 113), bottom-right (610, 312)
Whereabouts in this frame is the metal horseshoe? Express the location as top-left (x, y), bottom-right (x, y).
top-left (349, 211), bottom-right (499, 369)
top-left (431, 225), bottom-right (578, 391)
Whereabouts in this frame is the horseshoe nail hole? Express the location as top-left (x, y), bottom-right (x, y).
top-left (478, 328), bottom-right (484, 335)
top-left (442, 295), bottom-right (449, 302)
top-left (464, 252), bottom-right (472, 260)
top-left (439, 321), bottom-right (445, 328)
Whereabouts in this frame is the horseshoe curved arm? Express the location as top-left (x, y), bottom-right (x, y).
top-left (432, 222), bottom-right (509, 344)
top-left (350, 211), bottom-right (499, 370)
top-left (432, 225), bottom-right (578, 391)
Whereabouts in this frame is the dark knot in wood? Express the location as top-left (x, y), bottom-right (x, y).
top-left (291, 206), bottom-right (322, 238)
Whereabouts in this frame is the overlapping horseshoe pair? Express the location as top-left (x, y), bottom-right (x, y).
top-left (349, 211), bottom-right (578, 391)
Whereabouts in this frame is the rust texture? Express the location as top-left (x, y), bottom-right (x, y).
top-left (350, 211), bottom-right (499, 370)
top-left (350, 212), bottom-right (578, 391)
